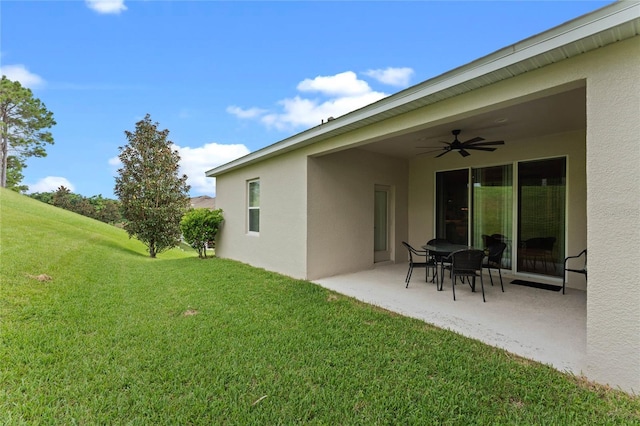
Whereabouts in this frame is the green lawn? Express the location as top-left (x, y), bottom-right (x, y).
top-left (1, 188), bottom-right (639, 424)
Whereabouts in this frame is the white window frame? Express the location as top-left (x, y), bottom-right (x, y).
top-left (247, 179), bottom-right (260, 234)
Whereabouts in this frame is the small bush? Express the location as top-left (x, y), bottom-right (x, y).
top-left (180, 208), bottom-right (224, 258)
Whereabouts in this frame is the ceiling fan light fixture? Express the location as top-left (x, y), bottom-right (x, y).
top-left (415, 129), bottom-right (505, 158)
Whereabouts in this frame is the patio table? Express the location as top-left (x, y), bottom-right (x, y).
top-left (422, 242), bottom-right (476, 290)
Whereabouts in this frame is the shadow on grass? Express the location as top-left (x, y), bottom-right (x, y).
top-left (95, 237), bottom-right (153, 258)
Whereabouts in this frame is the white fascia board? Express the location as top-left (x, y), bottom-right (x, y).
top-left (206, 1), bottom-right (639, 178)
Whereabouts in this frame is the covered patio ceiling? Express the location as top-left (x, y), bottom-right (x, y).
top-left (359, 85), bottom-right (586, 160)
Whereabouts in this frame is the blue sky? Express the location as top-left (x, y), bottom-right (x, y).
top-left (2, 0), bottom-right (612, 199)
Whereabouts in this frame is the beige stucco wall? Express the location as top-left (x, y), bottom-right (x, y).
top-left (214, 151), bottom-right (308, 279)
top-left (215, 145), bottom-right (409, 282)
top-left (306, 149), bottom-right (409, 280)
top-left (583, 36), bottom-right (640, 393)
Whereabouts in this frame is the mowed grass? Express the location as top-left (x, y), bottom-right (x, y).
top-left (1, 189), bottom-right (639, 424)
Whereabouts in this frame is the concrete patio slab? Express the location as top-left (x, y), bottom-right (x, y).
top-left (314, 262), bottom-right (587, 376)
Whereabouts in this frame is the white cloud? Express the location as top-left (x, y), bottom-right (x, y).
top-left (27, 176), bottom-right (75, 193)
top-left (226, 106), bottom-right (268, 119)
top-left (85, 0), bottom-right (127, 14)
top-left (297, 71), bottom-right (371, 96)
top-left (363, 67), bottom-right (414, 87)
top-left (261, 91), bottom-right (387, 131)
top-left (108, 143), bottom-right (250, 196)
top-left (0, 64), bottom-right (45, 88)
top-left (174, 143), bottom-right (250, 196)
top-left (229, 70), bottom-right (391, 131)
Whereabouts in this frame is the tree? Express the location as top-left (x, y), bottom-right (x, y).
top-left (88, 195), bottom-right (123, 224)
top-left (180, 208), bottom-right (224, 258)
top-left (29, 190), bottom-right (123, 224)
top-left (5, 156), bottom-right (28, 192)
top-left (114, 114), bottom-right (190, 258)
top-left (51, 185), bottom-right (74, 210)
top-left (0, 76), bottom-right (56, 188)
top-left (29, 191), bottom-right (54, 205)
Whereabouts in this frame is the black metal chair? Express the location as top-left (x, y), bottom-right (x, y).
top-left (520, 237), bottom-right (556, 273)
top-left (402, 241), bottom-right (437, 288)
top-left (481, 234), bottom-right (501, 248)
top-left (443, 249), bottom-right (487, 302)
top-left (562, 249), bottom-right (587, 294)
top-left (490, 233), bottom-right (508, 242)
top-left (482, 242), bottom-right (507, 292)
top-left (426, 238), bottom-right (449, 252)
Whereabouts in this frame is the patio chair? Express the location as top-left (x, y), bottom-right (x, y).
top-left (490, 233), bottom-right (508, 242)
top-left (426, 238), bottom-right (450, 262)
top-left (482, 242), bottom-right (506, 292)
top-left (562, 249), bottom-right (587, 294)
top-left (402, 241), bottom-right (437, 288)
top-left (445, 249), bottom-right (487, 302)
top-left (481, 234), bottom-right (501, 248)
top-left (426, 238), bottom-right (449, 247)
top-left (520, 237), bottom-right (556, 273)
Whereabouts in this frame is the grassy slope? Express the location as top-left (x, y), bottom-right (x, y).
top-left (1, 188), bottom-right (639, 424)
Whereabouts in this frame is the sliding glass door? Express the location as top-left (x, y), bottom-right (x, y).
top-left (435, 157), bottom-right (565, 278)
top-left (517, 158), bottom-right (566, 277)
top-left (435, 169), bottom-right (469, 244)
top-left (472, 165), bottom-right (513, 268)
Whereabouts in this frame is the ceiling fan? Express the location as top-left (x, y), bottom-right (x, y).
top-left (417, 129), bottom-right (504, 158)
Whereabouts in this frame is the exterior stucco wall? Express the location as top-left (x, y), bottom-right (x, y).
top-left (584, 36), bottom-right (640, 393)
top-left (214, 151), bottom-right (308, 279)
top-left (306, 149), bottom-right (409, 280)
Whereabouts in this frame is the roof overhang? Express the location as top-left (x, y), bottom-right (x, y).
top-left (206, 1), bottom-right (640, 177)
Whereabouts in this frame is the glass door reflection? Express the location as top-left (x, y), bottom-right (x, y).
top-left (472, 165), bottom-right (513, 269)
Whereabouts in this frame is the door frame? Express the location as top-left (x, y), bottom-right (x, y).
top-left (374, 184), bottom-right (393, 263)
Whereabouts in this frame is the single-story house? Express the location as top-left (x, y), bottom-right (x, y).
top-left (206, 1), bottom-right (640, 393)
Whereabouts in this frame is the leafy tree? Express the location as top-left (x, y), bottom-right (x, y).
top-left (88, 195), bottom-right (122, 224)
top-left (180, 208), bottom-right (224, 258)
top-left (29, 191), bottom-right (54, 205)
top-left (0, 75), bottom-right (56, 188)
top-left (114, 114), bottom-right (190, 258)
top-left (29, 190), bottom-right (123, 224)
top-left (52, 185), bottom-right (73, 210)
top-left (5, 156), bottom-right (28, 192)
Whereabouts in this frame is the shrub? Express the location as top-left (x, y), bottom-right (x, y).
top-left (180, 208), bottom-right (224, 258)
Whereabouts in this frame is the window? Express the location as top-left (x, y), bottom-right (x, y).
top-left (248, 179), bottom-right (260, 233)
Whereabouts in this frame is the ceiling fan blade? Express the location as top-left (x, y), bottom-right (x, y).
top-left (435, 149), bottom-right (452, 158)
top-left (465, 146), bottom-right (497, 152)
top-left (463, 140), bottom-right (504, 147)
top-left (461, 136), bottom-right (484, 144)
top-left (458, 149), bottom-right (471, 157)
